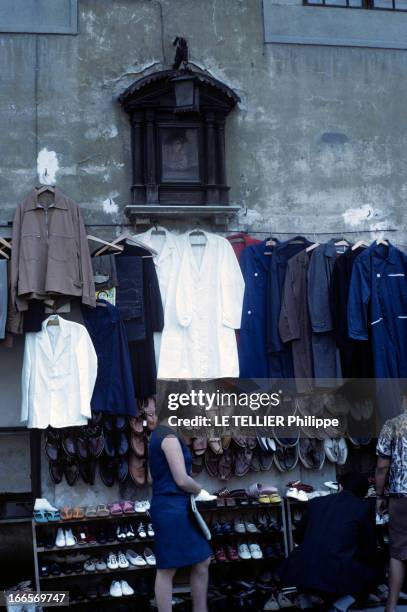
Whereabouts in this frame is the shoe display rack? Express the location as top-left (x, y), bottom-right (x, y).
top-left (32, 512), bottom-right (156, 608)
top-left (285, 498), bottom-right (307, 553)
top-left (201, 497), bottom-right (289, 563)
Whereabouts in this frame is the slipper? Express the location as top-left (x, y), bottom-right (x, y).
top-left (72, 506), bottom-right (85, 520)
top-left (108, 502), bottom-right (123, 516)
top-left (218, 448), bottom-right (234, 481)
top-left (208, 438), bottom-right (223, 455)
top-left (192, 437), bottom-right (207, 456)
top-left (205, 449), bottom-right (220, 478)
top-left (129, 416), bottom-right (144, 435)
top-left (96, 504), bottom-right (110, 517)
top-left (258, 495), bottom-right (271, 504)
top-left (34, 509), bottom-right (48, 523)
top-left (121, 501), bottom-right (135, 514)
top-left (233, 436), bottom-right (247, 448)
top-left (60, 507), bottom-right (73, 521)
top-left (234, 448), bottom-right (252, 477)
top-left (85, 506), bottom-right (97, 518)
top-left (269, 493), bottom-right (282, 504)
top-left (191, 455), bottom-right (204, 477)
top-left (222, 437), bottom-right (232, 450)
top-left (46, 509), bottom-right (60, 522)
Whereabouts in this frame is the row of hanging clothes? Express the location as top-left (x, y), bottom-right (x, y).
top-left (231, 232), bottom-right (407, 395)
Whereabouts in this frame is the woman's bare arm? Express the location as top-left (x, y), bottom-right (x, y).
top-left (161, 435), bottom-right (202, 495)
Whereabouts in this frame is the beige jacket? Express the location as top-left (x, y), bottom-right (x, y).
top-left (11, 188), bottom-right (96, 316)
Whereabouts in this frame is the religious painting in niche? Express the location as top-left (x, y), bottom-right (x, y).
top-left (160, 127), bottom-right (200, 183)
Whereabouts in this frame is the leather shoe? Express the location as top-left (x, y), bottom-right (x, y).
top-left (129, 453), bottom-right (146, 486)
top-left (76, 432), bottom-right (89, 461)
top-left (63, 458), bottom-right (80, 486)
top-left (45, 442), bottom-right (60, 463)
top-left (117, 456), bottom-right (129, 482)
top-left (103, 416), bottom-right (115, 432)
top-left (115, 416), bottom-right (126, 431)
top-left (116, 431), bottom-right (129, 456)
top-left (104, 432), bottom-right (115, 458)
top-left (130, 432), bottom-right (145, 457)
top-left (61, 430), bottom-right (76, 457)
top-left (79, 459), bottom-right (96, 485)
top-left (49, 461), bottom-right (63, 485)
top-left (99, 456), bottom-right (115, 487)
top-left (88, 427), bottom-right (104, 458)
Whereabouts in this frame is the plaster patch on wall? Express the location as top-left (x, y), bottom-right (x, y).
top-left (102, 198), bottom-right (119, 215)
top-left (37, 148), bottom-right (59, 185)
top-left (85, 125), bottom-right (118, 141)
top-left (343, 204), bottom-right (375, 227)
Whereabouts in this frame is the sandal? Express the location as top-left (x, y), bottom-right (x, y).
top-left (46, 509), bottom-right (60, 522)
top-left (96, 504), bottom-right (110, 517)
top-left (121, 501), bottom-right (135, 515)
top-left (72, 506), bottom-right (85, 520)
top-left (108, 502), bottom-right (123, 516)
top-left (85, 505), bottom-right (97, 518)
top-left (60, 507), bottom-right (73, 521)
top-left (33, 509), bottom-right (48, 523)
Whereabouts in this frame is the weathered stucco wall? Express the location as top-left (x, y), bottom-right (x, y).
top-left (1, 0), bottom-right (405, 238)
top-left (0, 0), bottom-right (402, 500)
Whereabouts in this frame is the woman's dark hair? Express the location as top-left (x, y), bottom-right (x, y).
top-left (339, 472), bottom-right (369, 498)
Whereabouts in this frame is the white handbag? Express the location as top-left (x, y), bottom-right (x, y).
top-left (190, 495), bottom-right (212, 541)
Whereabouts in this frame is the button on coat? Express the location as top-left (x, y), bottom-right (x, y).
top-left (21, 316), bottom-right (97, 428)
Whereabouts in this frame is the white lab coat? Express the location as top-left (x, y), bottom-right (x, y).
top-left (157, 230), bottom-right (245, 379)
top-left (136, 227), bottom-right (183, 364)
top-left (21, 316), bottom-right (97, 428)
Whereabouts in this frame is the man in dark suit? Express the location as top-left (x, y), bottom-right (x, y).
top-left (279, 473), bottom-right (379, 608)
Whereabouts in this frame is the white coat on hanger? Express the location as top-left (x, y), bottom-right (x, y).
top-left (136, 226), bottom-right (183, 365)
top-left (157, 230), bottom-right (245, 379)
top-left (21, 316), bottom-right (97, 428)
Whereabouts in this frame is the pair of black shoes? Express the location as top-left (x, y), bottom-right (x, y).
top-left (99, 454), bottom-right (128, 486)
top-left (49, 457), bottom-right (97, 486)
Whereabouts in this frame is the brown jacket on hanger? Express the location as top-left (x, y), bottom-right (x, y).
top-left (10, 187), bottom-right (95, 320)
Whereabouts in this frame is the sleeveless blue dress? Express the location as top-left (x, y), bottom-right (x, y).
top-left (149, 425), bottom-right (212, 569)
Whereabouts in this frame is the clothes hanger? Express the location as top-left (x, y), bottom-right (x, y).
top-left (376, 238), bottom-right (389, 246)
top-left (306, 242), bottom-right (320, 253)
top-left (87, 235), bottom-right (124, 255)
top-left (0, 247), bottom-right (9, 260)
top-left (150, 224), bottom-right (167, 236)
top-left (264, 236), bottom-right (278, 254)
top-left (0, 237), bottom-right (12, 251)
top-left (334, 238), bottom-right (350, 247)
top-left (352, 240), bottom-right (369, 251)
top-left (36, 184), bottom-right (55, 195)
top-left (46, 314), bottom-right (60, 327)
top-left (189, 222), bottom-right (207, 247)
top-left (93, 231), bottom-right (157, 257)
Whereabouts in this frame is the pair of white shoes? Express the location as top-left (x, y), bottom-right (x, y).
top-left (286, 488), bottom-right (308, 502)
top-left (110, 580), bottom-right (134, 597)
top-left (56, 528), bottom-right (75, 547)
top-left (234, 518), bottom-right (258, 534)
top-left (134, 500), bottom-right (150, 513)
top-left (107, 552), bottom-right (130, 570)
top-left (324, 438), bottom-right (348, 465)
top-left (126, 549), bottom-right (147, 567)
top-left (238, 542), bottom-right (262, 560)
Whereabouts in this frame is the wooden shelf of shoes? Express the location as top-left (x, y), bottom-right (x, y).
top-left (32, 512), bottom-right (156, 607)
top-left (284, 498), bottom-right (309, 553)
top-left (198, 497), bottom-right (289, 566)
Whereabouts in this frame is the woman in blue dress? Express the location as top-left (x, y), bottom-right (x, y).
top-left (149, 423), bottom-right (213, 612)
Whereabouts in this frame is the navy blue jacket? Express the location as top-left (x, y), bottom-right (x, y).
top-left (82, 300), bottom-right (137, 416)
top-left (239, 241), bottom-right (273, 378)
top-left (348, 242), bottom-right (407, 378)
